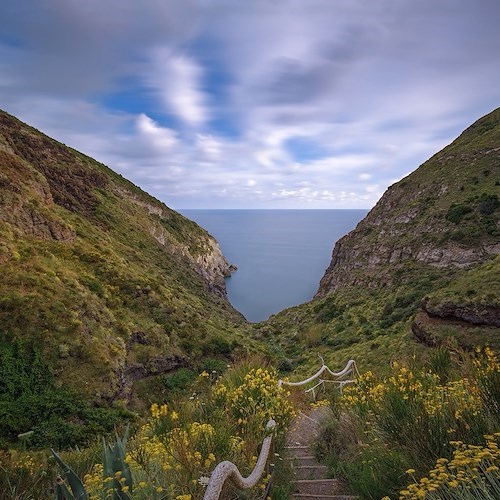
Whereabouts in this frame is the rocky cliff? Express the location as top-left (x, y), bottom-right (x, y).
top-left (257, 108), bottom-right (500, 370)
top-left (0, 111), bottom-right (234, 297)
top-left (317, 108), bottom-right (500, 297)
top-left (0, 109), bottom-right (244, 407)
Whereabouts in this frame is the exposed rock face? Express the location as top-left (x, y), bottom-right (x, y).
top-left (421, 297), bottom-right (500, 327)
top-left (0, 109), bottom-right (233, 296)
top-left (317, 108), bottom-right (500, 298)
top-left (194, 238), bottom-right (234, 296)
top-left (109, 354), bottom-right (188, 403)
top-left (116, 186), bottom-right (234, 296)
top-left (7, 203), bottom-right (76, 241)
top-left (411, 308), bottom-right (500, 350)
top-left (412, 297), bottom-right (500, 347)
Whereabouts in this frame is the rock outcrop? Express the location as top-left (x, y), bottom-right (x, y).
top-left (317, 107), bottom-right (500, 298)
top-left (0, 110), bottom-right (233, 297)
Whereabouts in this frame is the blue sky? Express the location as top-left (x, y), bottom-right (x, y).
top-left (1, 0), bottom-right (500, 209)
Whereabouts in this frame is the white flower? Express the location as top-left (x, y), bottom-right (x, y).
top-left (198, 476), bottom-right (210, 487)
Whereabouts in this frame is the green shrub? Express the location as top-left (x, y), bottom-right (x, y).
top-left (478, 194), bottom-right (499, 215)
top-left (160, 368), bottom-right (196, 396)
top-left (0, 340), bottom-right (133, 449)
top-left (314, 298), bottom-right (341, 323)
top-left (340, 444), bottom-right (409, 499)
top-left (446, 203), bottom-right (472, 224)
top-left (319, 350), bottom-right (500, 497)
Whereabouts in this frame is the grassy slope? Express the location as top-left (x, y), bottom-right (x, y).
top-left (0, 110), bottom-right (252, 414)
top-left (257, 109), bottom-right (500, 376)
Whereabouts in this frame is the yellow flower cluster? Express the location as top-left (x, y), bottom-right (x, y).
top-left (84, 410), bottom-right (218, 497)
top-left (215, 367), bottom-right (296, 427)
top-left (400, 433), bottom-right (500, 499)
top-left (342, 364), bottom-right (482, 420)
top-left (83, 463), bottom-right (104, 497)
top-left (387, 365), bottom-right (425, 401)
top-left (230, 435), bottom-right (246, 453)
top-left (7, 451), bottom-right (36, 475)
top-left (84, 467), bottom-right (134, 498)
top-left (150, 403), bottom-right (168, 419)
top-left (422, 378), bottom-right (481, 419)
top-left (474, 347), bottom-right (500, 375)
top-left (342, 370), bottom-right (387, 409)
top-left (311, 399), bottom-right (330, 409)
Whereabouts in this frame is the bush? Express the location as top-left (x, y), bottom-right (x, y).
top-left (82, 363), bottom-right (295, 499)
top-left (319, 349), bottom-right (500, 497)
top-left (400, 436), bottom-right (500, 499)
top-left (314, 298), bottom-right (341, 323)
top-left (0, 340), bottom-right (133, 449)
top-left (478, 194), bottom-right (500, 215)
top-left (446, 203), bottom-right (472, 224)
top-left (160, 368), bottom-right (196, 396)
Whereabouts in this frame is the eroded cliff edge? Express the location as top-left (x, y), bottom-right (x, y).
top-left (0, 109), bottom-right (243, 403)
top-left (317, 108), bottom-right (500, 297)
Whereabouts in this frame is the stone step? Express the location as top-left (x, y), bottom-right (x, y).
top-left (293, 465), bottom-right (329, 480)
top-left (286, 455), bottom-right (318, 467)
top-left (291, 495), bottom-right (358, 500)
top-left (287, 435), bottom-right (318, 447)
top-left (285, 445), bottom-right (313, 458)
top-left (292, 478), bottom-right (340, 496)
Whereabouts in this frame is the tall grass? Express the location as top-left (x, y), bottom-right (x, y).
top-left (317, 348), bottom-right (500, 499)
top-left (0, 357), bottom-right (295, 499)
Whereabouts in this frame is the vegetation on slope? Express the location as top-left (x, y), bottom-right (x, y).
top-left (316, 348), bottom-right (500, 499)
top-left (1, 104), bottom-right (499, 498)
top-left (256, 108), bottom-right (500, 374)
top-left (318, 107), bottom-right (500, 295)
top-left (0, 358), bottom-right (295, 500)
top-left (0, 109), bottom-right (252, 448)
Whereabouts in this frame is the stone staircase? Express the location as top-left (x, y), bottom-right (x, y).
top-left (285, 407), bottom-right (357, 500)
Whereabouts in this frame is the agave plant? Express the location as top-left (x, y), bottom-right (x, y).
top-left (102, 426), bottom-right (132, 500)
top-left (52, 425), bottom-right (132, 500)
top-left (51, 449), bottom-right (89, 500)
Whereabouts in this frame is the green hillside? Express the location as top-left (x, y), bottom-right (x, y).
top-left (0, 110), bottom-right (251, 447)
top-left (256, 108), bottom-right (500, 374)
top-left (1, 106), bottom-right (499, 451)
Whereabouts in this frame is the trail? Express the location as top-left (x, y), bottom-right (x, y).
top-left (285, 407), bottom-right (357, 500)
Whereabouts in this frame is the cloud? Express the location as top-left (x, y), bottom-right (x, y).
top-left (136, 114), bottom-right (178, 151)
top-left (196, 134), bottom-right (221, 161)
top-left (1, 0), bottom-right (500, 209)
top-left (149, 51), bottom-right (208, 126)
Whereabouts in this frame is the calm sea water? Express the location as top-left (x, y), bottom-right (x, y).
top-left (179, 210), bottom-right (367, 323)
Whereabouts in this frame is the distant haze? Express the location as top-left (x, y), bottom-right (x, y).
top-left (1, 1), bottom-right (500, 209)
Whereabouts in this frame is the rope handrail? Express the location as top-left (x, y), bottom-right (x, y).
top-left (203, 419), bottom-right (276, 500)
top-left (278, 358), bottom-right (359, 389)
top-left (204, 356), bottom-right (358, 499)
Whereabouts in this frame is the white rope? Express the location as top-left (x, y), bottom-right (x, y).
top-left (205, 357), bottom-right (359, 499)
top-left (203, 419), bottom-right (276, 500)
top-left (305, 380), bottom-right (324, 394)
top-left (278, 359), bottom-right (358, 388)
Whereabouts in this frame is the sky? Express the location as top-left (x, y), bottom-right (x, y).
top-left (1, 0), bottom-right (500, 209)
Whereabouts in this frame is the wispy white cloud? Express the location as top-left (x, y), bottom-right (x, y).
top-left (1, 0), bottom-right (500, 208)
top-left (149, 51), bottom-right (208, 126)
top-left (136, 114), bottom-right (178, 151)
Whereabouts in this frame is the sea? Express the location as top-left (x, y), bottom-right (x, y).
top-left (179, 209), bottom-right (368, 323)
